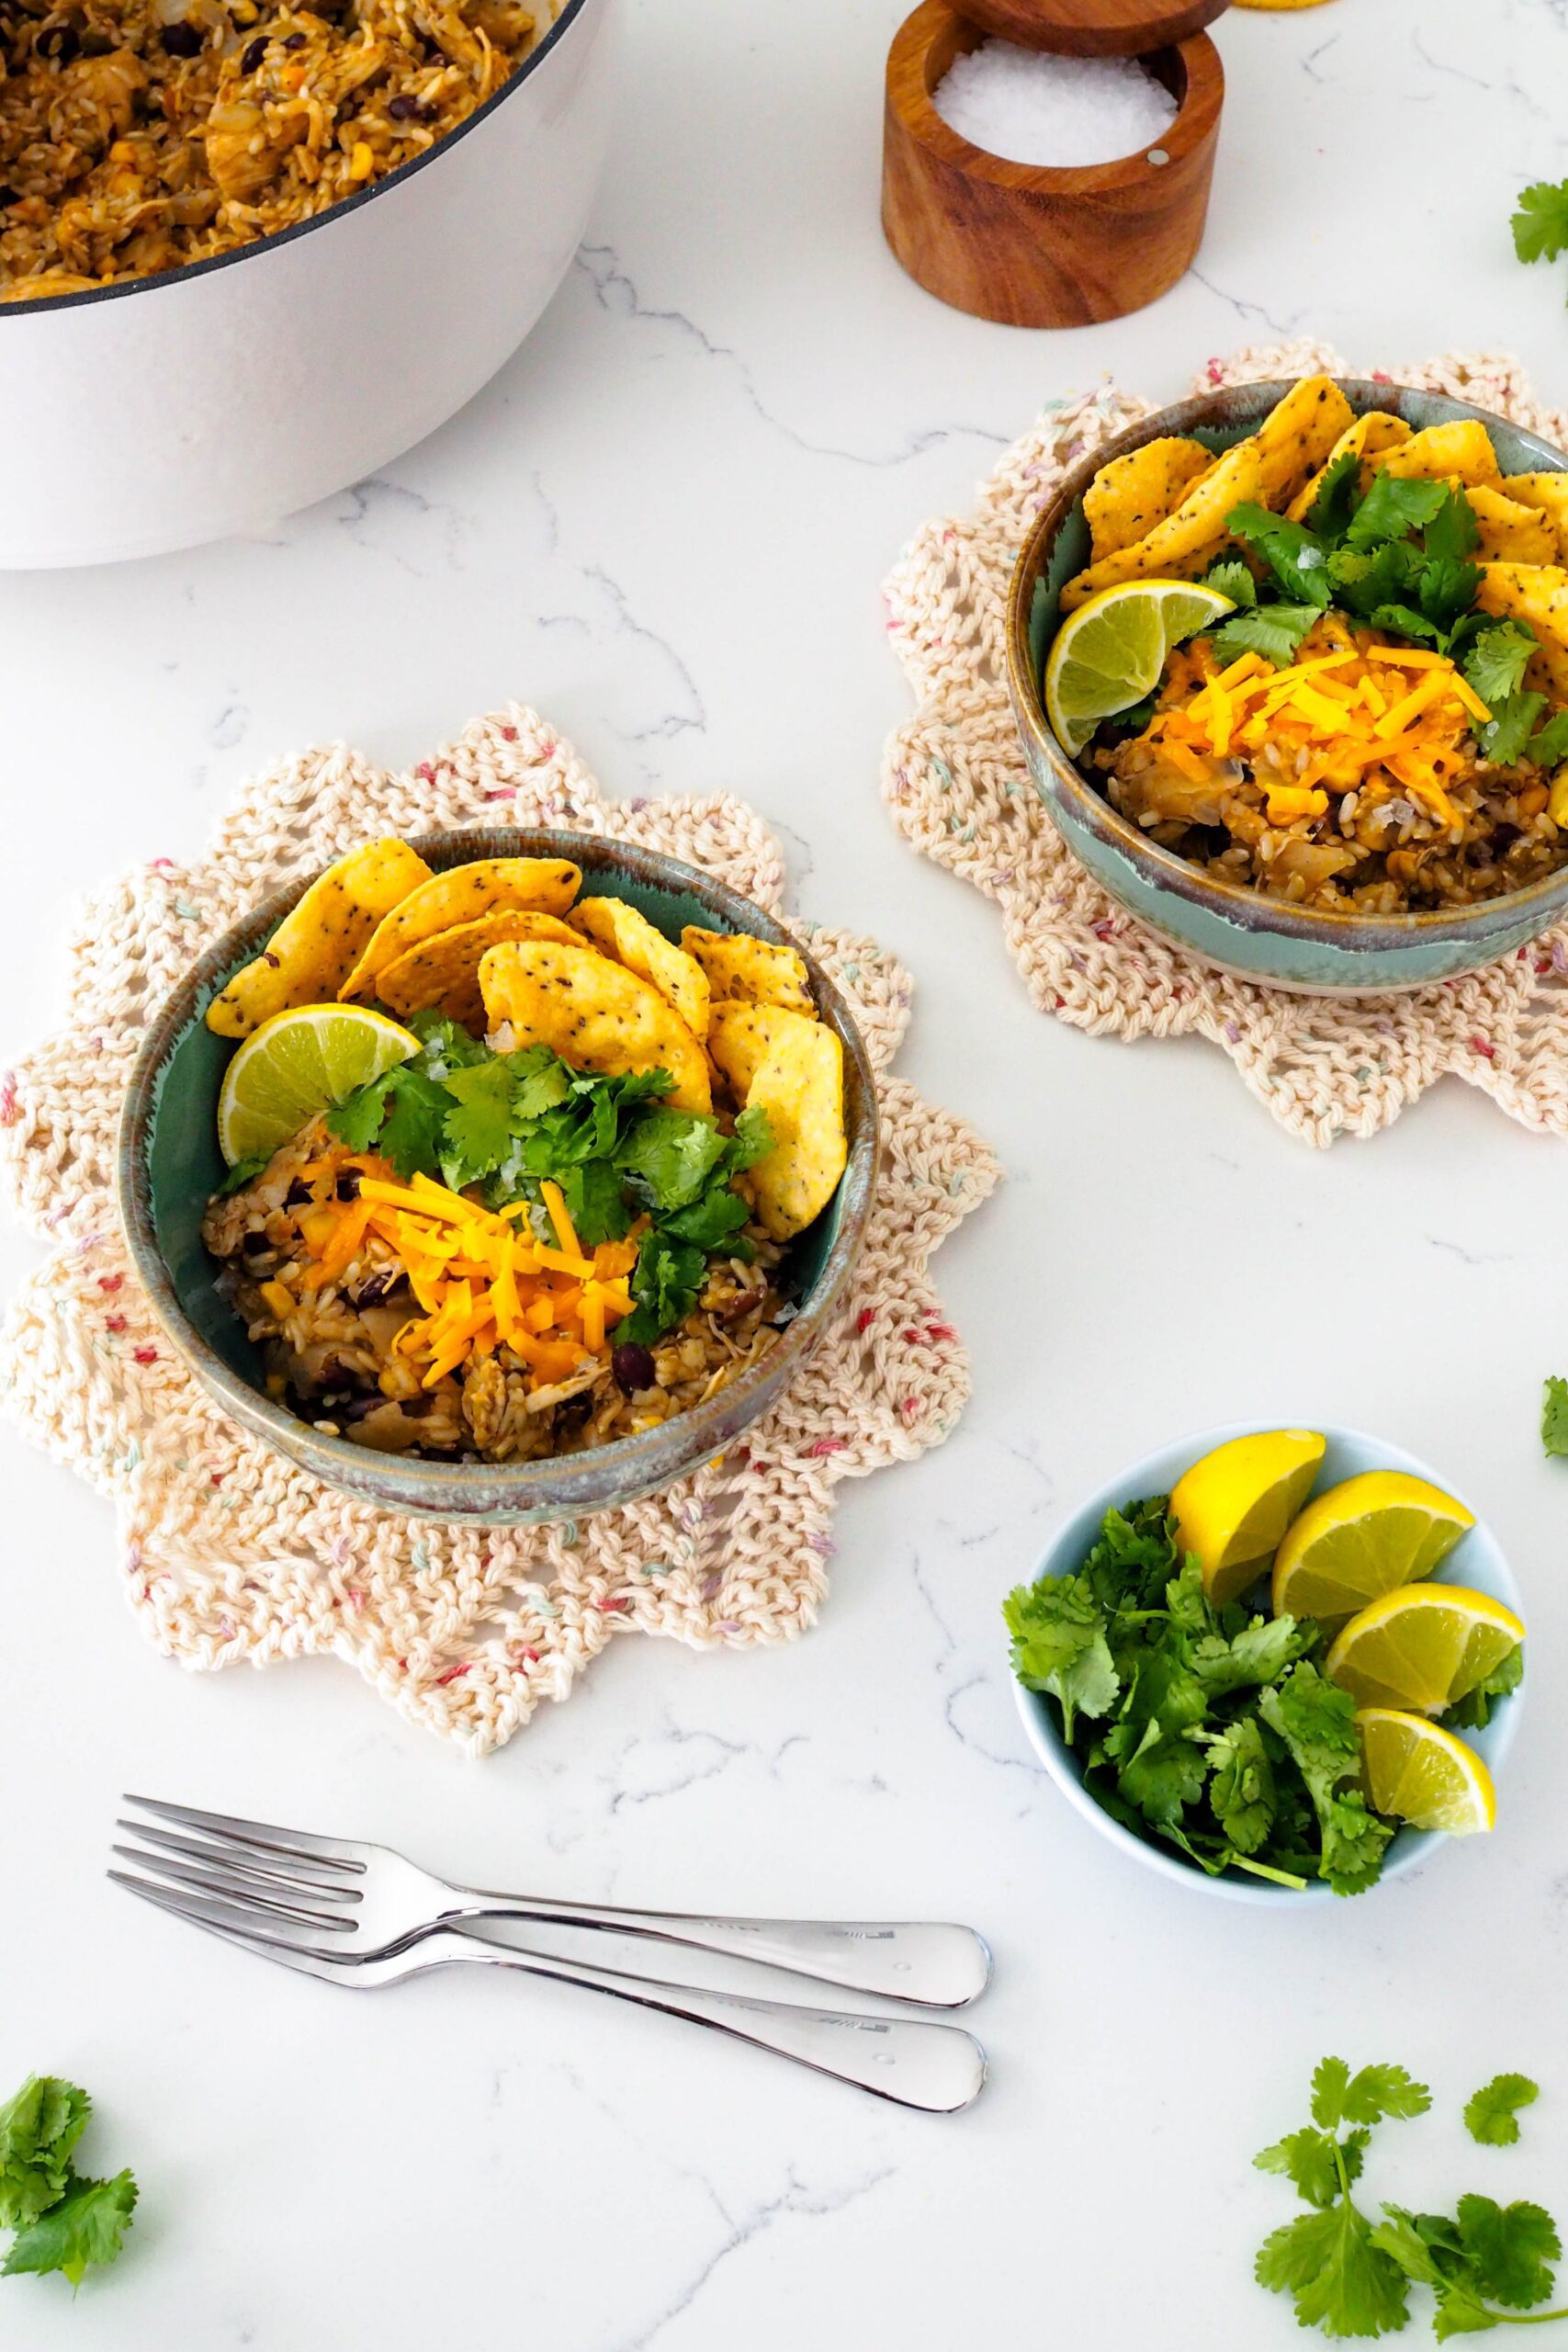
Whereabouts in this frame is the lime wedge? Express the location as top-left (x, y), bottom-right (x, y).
top-left (216, 1003), bottom-right (419, 1167)
top-left (1043, 579), bottom-right (1235, 757)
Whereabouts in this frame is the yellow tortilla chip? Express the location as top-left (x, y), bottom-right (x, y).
top-left (680, 927), bottom-right (816, 1021)
top-left (1475, 564), bottom-right (1568, 699)
top-left (1501, 473), bottom-right (1568, 562)
top-left (569, 897), bottom-right (709, 1038)
top-left (1462, 485), bottom-right (1558, 565)
top-left (377, 910), bottom-right (581, 1030)
top-left (1372, 420), bottom-right (1500, 490)
top-left (479, 940), bottom-right (710, 1114)
top-left (1255, 375), bottom-right (1357, 507)
top-left (206, 838), bottom-right (433, 1038)
top-left (708, 1003), bottom-right (846, 1241)
top-left (1084, 437), bottom-right (1213, 561)
top-left (340, 856), bottom-right (581, 1001)
top-left (1060, 439), bottom-right (1266, 611)
top-left (1285, 410), bottom-right (1411, 522)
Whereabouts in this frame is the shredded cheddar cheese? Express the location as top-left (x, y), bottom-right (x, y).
top-left (297, 1160), bottom-right (638, 1394)
top-left (1145, 629), bottom-right (1496, 835)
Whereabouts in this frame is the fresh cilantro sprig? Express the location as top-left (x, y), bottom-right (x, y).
top-left (1466, 2075), bottom-right (1540, 2149)
top-left (324, 1012), bottom-right (774, 1345)
top-left (1256, 2058), bottom-right (1568, 2341)
top-left (0, 2077), bottom-right (137, 2291)
top-left (1003, 1498), bottom-right (1393, 1894)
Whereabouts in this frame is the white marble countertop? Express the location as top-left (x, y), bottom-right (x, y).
top-left (5, 0), bottom-right (1568, 2343)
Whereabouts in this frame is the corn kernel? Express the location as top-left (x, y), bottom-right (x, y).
top-left (349, 141), bottom-right (373, 180)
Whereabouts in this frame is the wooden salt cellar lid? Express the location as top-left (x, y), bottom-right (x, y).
top-left (882, 0), bottom-right (1227, 329)
top-left (960, 0), bottom-right (1229, 56)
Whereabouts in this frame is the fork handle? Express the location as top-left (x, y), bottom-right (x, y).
top-left (438, 1931), bottom-right (986, 2113)
top-left (451, 1897), bottom-right (991, 2009)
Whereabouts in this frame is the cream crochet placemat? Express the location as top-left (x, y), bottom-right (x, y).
top-left (883, 339), bottom-right (1568, 1147)
top-left (0, 707), bottom-right (998, 1754)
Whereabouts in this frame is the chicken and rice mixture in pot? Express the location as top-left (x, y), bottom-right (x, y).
top-left (202, 1120), bottom-right (788, 1463)
top-left (0, 0), bottom-right (556, 301)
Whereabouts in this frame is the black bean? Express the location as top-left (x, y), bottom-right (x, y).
top-left (241, 34), bottom-right (266, 70)
top-left (401, 1391), bottom-right (437, 1419)
top-left (338, 1393), bottom-right (385, 1423)
top-left (38, 22), bottom-right (79, 60)
top-left (352, 1270), bottom-right (399, 1308)
top-left (335, 1169), bottom-right (361, 1201)
top-left (612, 1341), bottom-right (655, 1395)
top-left (240, 1230), bottom-right (273, 1257)
top-left (1492, 823), bottom-right (1522, 855)
top-left (161, 20), bottom-right (202, 54)
top-left (387, 93), bottom-right (429, 121)
top-left (284, 1177), bottom-right (311, 1206)
top-left (283, 28), bottom-right (305, 46)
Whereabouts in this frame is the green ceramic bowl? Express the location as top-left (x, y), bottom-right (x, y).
top-left (118, 828), bottom-right (879, 1524)
top-left (1007, 379), bottom-right (1568, 993)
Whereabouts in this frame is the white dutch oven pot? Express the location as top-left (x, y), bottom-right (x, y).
top-left (0, 0), bottom-right (615, 566)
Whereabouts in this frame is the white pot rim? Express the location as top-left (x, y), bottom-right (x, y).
top-left (0, 0), bottom-right (596, 322)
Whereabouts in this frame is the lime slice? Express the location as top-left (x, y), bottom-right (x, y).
top-left (1272, 1472), bottom-right (1474, 1627)
top-left (216, 1003), bottom-right (419, 1167)
top-left (1169, 1429), bottom-right (1326, 1608)
top-left (1325, 1583), bottom-right (1524, 1715)
top-left (1356, 1707), bottom-right (1495, 1836)
top-left (1043, 578), bottom-right (1235, 757)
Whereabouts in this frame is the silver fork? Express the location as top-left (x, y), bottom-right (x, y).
top-left (113, 1871), bottom-right (987, 2114)
top-left (114, 1794), bottom-right (991, 2007)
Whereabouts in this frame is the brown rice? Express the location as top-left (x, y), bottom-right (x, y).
top-left (201, 1121), bottom-right (789, 1464)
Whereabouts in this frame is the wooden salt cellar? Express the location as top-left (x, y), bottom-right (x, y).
top-left (882, 0), bottom-right (1228, 328)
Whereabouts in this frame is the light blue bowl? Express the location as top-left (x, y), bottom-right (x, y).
top-left (1011, 1420), bottom-right (1525, 1904)
top-left (1006, 379), bottom-right (1568, 993)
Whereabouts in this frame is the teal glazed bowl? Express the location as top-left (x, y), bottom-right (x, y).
top-left (1012, 1422), bottom-right (1525, 1905)
top-left (1007, 379), bottom-right (1568, 992)
top-left (118, 829), bottom-right (878, 1525)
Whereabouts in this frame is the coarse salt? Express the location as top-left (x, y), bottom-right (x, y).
top-left (931, 40), bottom-right (1178, 167)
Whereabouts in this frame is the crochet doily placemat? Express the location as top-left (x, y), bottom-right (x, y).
top-left (883, 340), bottom-right (1568, 1147)
top-left (0, 707), bottom-right (998, 1754)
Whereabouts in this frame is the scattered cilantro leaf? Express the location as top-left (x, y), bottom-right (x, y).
top-left (1513, 178), bottom-right (1568, 267)
top-left (0, 2079), bottom-right (139, 2293)
top-left (1348, 472), bottom-right (1449, 550)
top-left (1203, 556), bottom-right (1258, 609)
top-left (2, 2170), bottom-right (138, 2290)
top-left (1309, 446), bottom-right (1363, 540)
top-left (1256, 2199), bottom-right (1412, 2339)
top-left (1225, 503), bottom-right (1335, 605)
top-left (1482, 691), bottom-right (1548, 769)
top-left (1528, 708), bottom-right (1568, 769)
top-left (1257, 2126), bottom-right (1352, 2211)
top-left (1457, 2195), bottom-right (1561, 2310)
top-left (0, 2080), bottom-right (90, 2232)
top-left (1462, 622), bottom-right (1537, 713)
top-left (437, 1059), bottom-right (519, 1190)
top-left (1465, 2075), bottom-right (1540, 2149)
top-left (1424, 487), bottom-right (1483, 567)
top-left (1210, 601), bottom-right (1321, 669)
